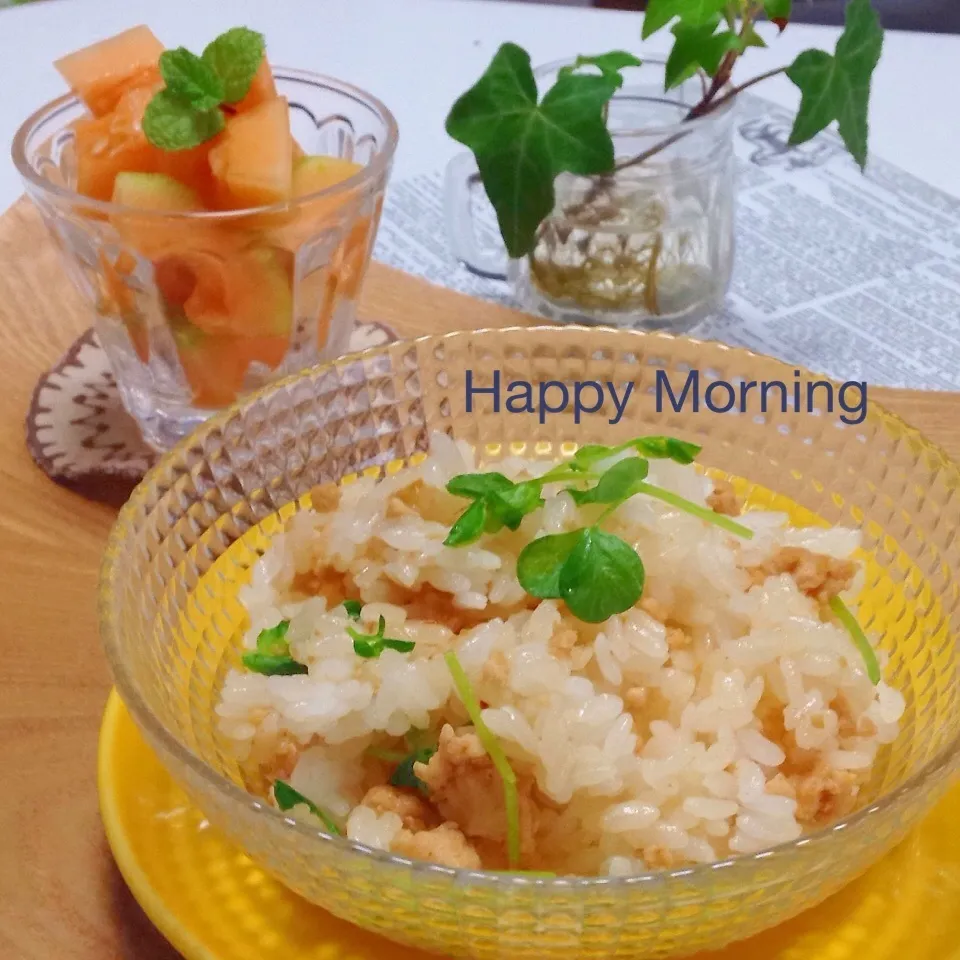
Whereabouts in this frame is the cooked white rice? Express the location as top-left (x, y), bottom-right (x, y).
top-left (215, 431), bottom-right (904, 875)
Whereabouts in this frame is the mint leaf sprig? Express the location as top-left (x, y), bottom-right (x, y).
top-left (143, 27), bottom-right (265, 151)
top-left (446, 0), bottom-right (884, 257)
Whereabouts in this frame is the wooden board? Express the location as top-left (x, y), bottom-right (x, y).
top-left (0, 194), bottom-right (957, 960)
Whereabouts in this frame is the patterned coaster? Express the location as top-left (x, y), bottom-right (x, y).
top-left (26, 322), bottom-right (398, 506)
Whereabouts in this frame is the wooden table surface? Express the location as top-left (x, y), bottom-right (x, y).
top-left (0, 196), bottom-right (957, 960)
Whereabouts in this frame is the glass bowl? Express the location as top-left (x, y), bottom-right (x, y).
top-left (99, 326), bottom-right (960, 958)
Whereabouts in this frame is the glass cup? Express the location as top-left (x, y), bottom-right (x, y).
top-left (13, 69), bottom-right (398, 450)
top-left (445, 58), bottom-right (735, 332)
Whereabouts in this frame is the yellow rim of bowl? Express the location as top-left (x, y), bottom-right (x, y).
top-left (98, 689), bottom-right (216, 960)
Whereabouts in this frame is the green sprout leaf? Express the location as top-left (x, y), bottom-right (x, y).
top-left (486, 481), bottom-right (545, 530)
top-left (273, 780), bottom-right (341, 835)
top-left (446, 473), bottom-right (544, 541)
top-left (389, 746), bottom-right (438, 793)
top-left (159, 47), bottom-right (225, 111)
top-left (142, 90), bottom-right (224, 151)
top-left (242, 620), bottom-right (308, 675)
top-left (445, 651), bottom-right (520, 868)
top-left (828, 596), bottom-right (881, 684)
top-left (786, 0), bottom-right (883, 169)
top-left (342, 599), bottom-right (362, 620)
top-left (559, 51), bottom-right (643, 83)
top-left (572, 436), bottom-right (700, 470)
top-left (446, 42), bottom-right (619, 258)
top-left (254, 620), bottom-right (290, 655)
top-left (446, 472), bottom-right (515, 499)
top-left (516, 529), bottom-right (585, 599)
top-left (241, 653), bottom-right (308, 676)
top-left (347, 615), bottom-right (415, 658)
top-left (202, 26), bottom-right (266, 103)
top-left (559, 527), bottom-right (645, 623)
top-left (666, 23), bottom-right (743, 89)
top-left (445, 498), bottom-right (489, 546)
top-left (641, 0), bottom-right (728, 40)
top-left (636, 481), bottom-right (755, 539)
top-left (567, 457), bottom-right (649, 506)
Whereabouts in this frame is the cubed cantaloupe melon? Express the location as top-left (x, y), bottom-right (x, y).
top-left (73, 83), bottom-right (164, 200)
top-left (55, 25), bottom-right (164, 118)
top-left (208, 98), bottom-right (293, 208)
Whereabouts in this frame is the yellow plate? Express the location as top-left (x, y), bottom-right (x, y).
top-left (99, 689), bottom-right (960, 960)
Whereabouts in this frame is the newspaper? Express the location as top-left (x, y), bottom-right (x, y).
top-left (373, 91), bottom-right (960, 390)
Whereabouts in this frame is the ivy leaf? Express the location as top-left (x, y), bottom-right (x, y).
top-left (742, 23), bottom-right (768, 48)
top-left (764, 0), bottom-right (793, 30)
top-left (642, 0), bottom-right (728, 39)
top-left (516, 530), bottom-right (585, 599)
top-left (666, 23), bottom-right (743, 88)
top-left (159, 47), bottom-right (225, 111)
top-left (559, 51), bottom-right (642, 84)
top-left (559, 528), bottom-right (645, 623)
top-left (202, 26), bottom-right (266, 103)
top-left (786, 0), bottom-right (883, 169)
top-left (446, 42), bottom-right (619, 258)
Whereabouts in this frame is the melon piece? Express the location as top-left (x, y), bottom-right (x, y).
top-left (155, 141), bottom-right (222, 207)
top-left (156, 244), bottom-right (293, 337)
top-left (112, 172), bottom-right (202, 211)
top-left (292, 155), bottom-right (362, 197)
top-left (109, 171), bottom-right (223, 258)
top-left (265, 155), bottom-right (363, 250)
top-left (98, 248), bottom-right (150, 362)
top-left (208, 98), bottom-right (293, 209)
top-left (73, 83), bottom-right (163, 201)
top-left (55, 26), bottom-right (164, 117)
top-left (171, 315), bottom-right (287, 408)
top-left (231, 58), bottom-right (277, 113)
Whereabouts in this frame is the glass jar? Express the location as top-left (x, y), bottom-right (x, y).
top-left (13, 69), bottom-right (398, 450)
top-left (445, 58), bottom-right (735, 332)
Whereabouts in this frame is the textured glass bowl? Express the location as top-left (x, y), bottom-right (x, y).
top-left (100, 326), bottom-right (960, 958)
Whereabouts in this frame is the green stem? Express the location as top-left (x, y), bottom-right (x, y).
top-left (828, 596), bottom-right (881, 685)
top-left (724, 1), bottom-right (739, 30)
top-left (635, 481), bottom-right (755, 539)
top-left (273, 781), bottom-right (341, 836)
top-left (539, 468), bottom-right (593, 485)
top-left (445, 651), bottom-right (520, 868)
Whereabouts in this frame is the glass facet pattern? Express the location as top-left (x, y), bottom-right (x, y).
top-left (100, 327), bottom-right (960, 958)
